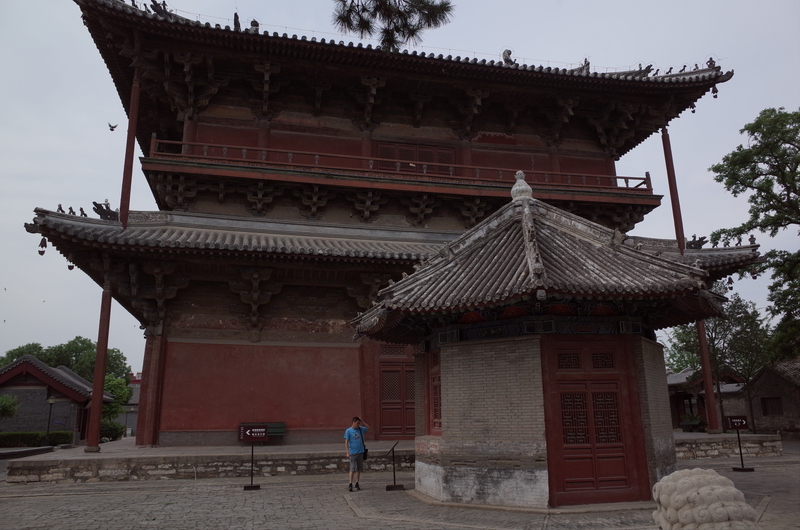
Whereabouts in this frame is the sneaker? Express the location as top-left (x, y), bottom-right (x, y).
top-left (348, 483), bottom-right (353, 492)
top-left (355, 483), bottom-right (360, 491)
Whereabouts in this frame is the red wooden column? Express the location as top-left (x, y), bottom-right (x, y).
top-left (85, 274), bottom-right (112, 452)
top-left (661, 128), bottom-right (686, 254)
top-left (119, 67), bottom-right (141, 230)
top-left (661, 127), bottom-right (719, 431)
top-left (136, 332), bottom-right (167, 446)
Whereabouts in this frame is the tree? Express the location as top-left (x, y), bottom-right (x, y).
top-left (665, 288), bottom-right (775, 426)
top-left (332, 0), bottom-right (453, 52)
top-left (709, 107), bottom-right (800, 359)
top-left (102, 375), bottom-right (132, 421)
top-left (0, 395), bottom-right (20, 430)
top-left (1, 336), bottom-right (131, 383)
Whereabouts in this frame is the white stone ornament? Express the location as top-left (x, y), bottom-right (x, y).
top-left (511, 170), bottom-right (532, 200)
top-left (652, 468), bottom-right (759, 529)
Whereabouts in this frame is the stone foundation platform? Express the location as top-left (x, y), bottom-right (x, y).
top-left (674, 432), bottom-right (782, 460)
top-left (5, 438), bottom-right (415, 484)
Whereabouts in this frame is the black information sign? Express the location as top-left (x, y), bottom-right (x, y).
top-left (726, 416), bottom-right (749, 430)
top-left (239, 423), bottom-right (269, 443)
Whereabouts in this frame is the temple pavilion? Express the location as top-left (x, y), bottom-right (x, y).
top-left (25, 0), bottom-right (761, 507)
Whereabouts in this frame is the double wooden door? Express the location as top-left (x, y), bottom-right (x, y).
top-left (378, 362), bottom-right (415, 437)
top-left (542, 336), bottom-right (649, 506)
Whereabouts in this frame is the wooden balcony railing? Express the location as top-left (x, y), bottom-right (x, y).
top-left (148, 138), bottom-right (653, 194)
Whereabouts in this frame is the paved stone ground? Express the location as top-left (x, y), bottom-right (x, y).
top-left (1, 441), bottom-right (796, 530)
top-left (0, 472), bottom-right (659, 530)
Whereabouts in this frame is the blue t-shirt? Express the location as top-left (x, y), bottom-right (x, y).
top-left (344, 426), bottom-right (367, 454)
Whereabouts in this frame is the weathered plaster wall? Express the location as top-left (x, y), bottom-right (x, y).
top-left (633, 336), bottom-right (677, 484)
top-left (415, 335), bottom-right (549, 509)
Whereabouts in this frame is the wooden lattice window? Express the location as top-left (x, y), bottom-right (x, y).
top-left (382, 370), bottom-right (401, 402)
top-left (558, 352), bottom-right (581, 370)
top-left (560, 393), bottom-right (589, 444)
top-left (592, 392), bottom-right (621, 443)
top-left (381, 345), bottom-right (407, 357)
top-left (592, 352), bottom-right (615, 369)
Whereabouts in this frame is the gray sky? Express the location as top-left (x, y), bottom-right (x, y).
top-left (1, 0), bottom-right (798, 373)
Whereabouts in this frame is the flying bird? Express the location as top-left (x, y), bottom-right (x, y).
top-left (108, 123), bottom-right (118, 131)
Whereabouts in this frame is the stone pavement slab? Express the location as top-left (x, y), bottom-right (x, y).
top-left (1, 439), bottom-right (796, 529)
top-left (0, 471), bottom-right (659, 530)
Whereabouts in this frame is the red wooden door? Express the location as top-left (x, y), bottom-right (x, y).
top-left (379, 362), bottom-right (415, 438)
top-left (542, 336), bottom-right (649, 506)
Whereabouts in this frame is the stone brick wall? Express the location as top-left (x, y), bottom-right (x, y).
top-left (415, 335), bottom-right (549, 509)
top-left (632, 337), bottom-right (676, 483)
top-left (7, 449), bottom-right (415, 484)
top-left (675, 433), bottom-right (782, 459)
top-left (440, 335), bottom-right (544, 443)
top-left (751, 369), bottom-right (800, 434)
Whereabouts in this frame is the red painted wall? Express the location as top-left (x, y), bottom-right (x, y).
top-left (159, 341), bottom-right (361, 433)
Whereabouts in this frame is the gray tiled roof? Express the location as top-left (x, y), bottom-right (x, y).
top-left (364, 198), bottom-right (715, 312)
top-left (82, 0), bottom-right (733, 87)
top-left (353, 182), bottom-right (762, 339)
top-left (773, 357), bottom-right (800, 387)
top-left (26, 209), bottom-right (455, 261)
top-left (0, 355), bottom-right (114, 402)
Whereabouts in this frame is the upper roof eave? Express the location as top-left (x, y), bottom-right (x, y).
top-left (75, 0), bottom-right (733, 94)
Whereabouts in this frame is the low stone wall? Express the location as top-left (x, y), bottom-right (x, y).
top-left (6, 450), bottom-right (415, 484)
top-left (675, 433), bottom-right (782, 460)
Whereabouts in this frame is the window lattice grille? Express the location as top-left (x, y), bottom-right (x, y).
top-left (382, 371), bottom-right (401, 401)
top-left (561, 393), bottom-right (589, 444)
top-left (381, 345), bottom-right (407, 356)
top-left (405, 370), bottom-right (415, 401)
top-left (592, 392), bottom-right (621, 443)
top-left (558, 353), bottom-right (581, 370)
top-left (592, 352), bottom-right (615, 369)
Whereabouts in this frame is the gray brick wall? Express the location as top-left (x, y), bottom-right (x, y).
top-left (0, 388), bottom-right (79, 434)
top-left (415, 335), bottom-right (549, 508)
top-left (440, 335), bottom-right (544, 443)
top-left (633, 337), bottom-right (676, 483)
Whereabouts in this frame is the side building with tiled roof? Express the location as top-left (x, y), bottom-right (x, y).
top-left (0, 355), bottom-right (113, 444)
top-left (748, 356), bottom-right (800, 435)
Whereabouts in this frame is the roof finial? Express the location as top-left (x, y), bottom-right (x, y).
top-left (511, 170), bottom-right (532, 200)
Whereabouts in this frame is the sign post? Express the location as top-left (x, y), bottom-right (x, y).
top-left (239, 423), bottom-right (270, 490)
top-left (384, 441), bottom-right (404, 491)
top-left (726, 416), bottom-right (754, 472)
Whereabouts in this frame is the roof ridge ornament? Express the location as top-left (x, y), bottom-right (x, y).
top-left (511, 170), bottom-right (532, 200)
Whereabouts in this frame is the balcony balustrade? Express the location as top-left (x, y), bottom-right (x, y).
top-left (148, 138), bottom-right (653, 194)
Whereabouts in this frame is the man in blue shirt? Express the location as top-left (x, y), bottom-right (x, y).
top-left (344, 416), bottom-right (369, 491)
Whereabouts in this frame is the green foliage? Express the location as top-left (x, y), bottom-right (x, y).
top-left (100, 419), bottom-right (126, 442)
top-left (0, 431), bottom-right (72, 447)
top-left (666, 289), bottom-right (776, 382)
top-left (709, 107), bottom-right (800, 358)
top-left (102, 375), bottom-right (132, 421)
top-left (332, 0), bottom-right (453, 51)
top-left (1, 336), bottom-right (131, 382)
top-left (0, 395), bottom-right (20, 426)
top-left (3, 343), bottom-right (45, 359)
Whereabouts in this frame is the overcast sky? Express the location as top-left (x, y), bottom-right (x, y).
top-left (1, 0), bottom-right (798, 373)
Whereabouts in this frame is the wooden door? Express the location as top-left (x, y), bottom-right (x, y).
top-left (379, 362), bottom-right (415, 437)
top-left (542, 336), bottom-right (649, 506)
